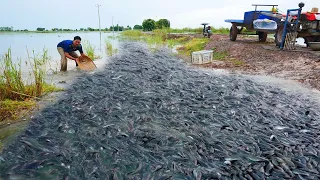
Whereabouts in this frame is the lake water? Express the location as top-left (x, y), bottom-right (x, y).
top-left (0, 31), bottom-right (120, 73)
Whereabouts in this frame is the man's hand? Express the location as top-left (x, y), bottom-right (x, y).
top-left (64, 52), bottom-right (78, 61)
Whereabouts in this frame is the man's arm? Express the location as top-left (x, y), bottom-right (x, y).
top-left (64, 52), bottom-right (78, 61)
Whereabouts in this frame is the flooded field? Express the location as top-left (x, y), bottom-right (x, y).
top-left (0, 42), bottom-right (320, 179)
top-left (0, 31), bottom-right (119, 75)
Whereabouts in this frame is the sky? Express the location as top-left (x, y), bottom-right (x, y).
top-left (0, 0), bottom-right (319, 30)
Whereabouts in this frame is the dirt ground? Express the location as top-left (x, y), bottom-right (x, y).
top-left (195, 34), bottom-right (320, 91)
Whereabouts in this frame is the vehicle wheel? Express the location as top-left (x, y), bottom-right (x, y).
top-left (275, 25), bottom-right (284, 47)
top-left (304, 37), bottom-right (311, 47)
top-left (258, 32), bottom-right (268, 42)
top-left (230, 24), bottom-right (238, 41)
top-left (304, 36), bottom-right (320, 47)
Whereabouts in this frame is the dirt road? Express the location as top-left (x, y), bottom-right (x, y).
top-left (203, 34), bottom-right (320, 90)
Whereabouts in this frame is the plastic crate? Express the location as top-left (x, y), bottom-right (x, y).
top-left (191, 50), bottom-right (213, 64)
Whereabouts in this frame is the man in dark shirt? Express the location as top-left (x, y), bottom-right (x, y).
top-left (57, 36), bottom-right (86, 71)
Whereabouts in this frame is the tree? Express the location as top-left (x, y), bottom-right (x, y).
top-left (142, 19), bottom-right (156, 31)
top-left (87, 27), bottom-right (94, 31)
top-left (133, 25), bottom-right (143, 30)
top-left (37, 27), bottom-right (45, 31)
top-left (156, 19), bottom-right (170, 29)
top-left (126, 25), bottom-right (132, 30)
top-left (0, 27), bottom-right (13, 31)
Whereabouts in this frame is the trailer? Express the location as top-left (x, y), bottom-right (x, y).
top-left (224, 4), bottom-right (281, 42)
top-left (225, 2), bottom-right (320, 50)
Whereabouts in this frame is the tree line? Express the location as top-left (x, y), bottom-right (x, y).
top-left (133, 19), bottom-right (170, 31)
top-left (0, 25), bottom-right (133, 32)
top-left (1, 19), bottom-right (171, 32)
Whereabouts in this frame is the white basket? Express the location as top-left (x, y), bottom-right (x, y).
top-left (191, 50), bottom-right (213, 64)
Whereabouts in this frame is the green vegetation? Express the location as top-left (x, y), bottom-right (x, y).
top-left (121, 30), bottom-right (143, 38)
top-left (177, 38), bottom-right (210, 56)
top-left (142, 19), bottom-right (156, 31)
top-left (0, 48), bottom-right (62, 122)
top-left (210, 50), bottom-right (244, 66)
top-left (170, 28), bottom-right (203, 33)
top-left (156, 19), bottom-right (171, 29)
top-left (133, 25), bottom-right (143, 30)
top-left (105, 40), bottom-right (118, 56)
top-left (230, 59), bottom-right (244, 66)
top-left (212, 51), bottom-right (228, 60)
top-left (83, 40), bottom-right (96, 60)
top-left (0, 100), bottom-right (36, 122)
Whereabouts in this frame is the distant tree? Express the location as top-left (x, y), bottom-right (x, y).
top-left (36, 27), bottom-right (45, 31)
top-left (0, 27), bottom-right (13, 31)
top-left (126, 25), bottom-right (132, 30)
top-left (133, 25), bottom-right (143, 30)
top-left (52, 28), bottom-right (59, 31)
top-left (80, 28), bottom-right (84, 31)
top-left (142, 19), bottom-right (156, 31)
top-left (156, 19), bottom-right (170, 29)
top-left (23, 29), bottom-right (28, 31)
top-left (87, 27), bottom-right (94, 31)
top-left (114, 24), bottom-right (119, 31)
top-left (104, 27), bottom-right (109, 31)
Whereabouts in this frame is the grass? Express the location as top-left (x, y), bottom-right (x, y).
top-left (210, 50), bottom-right (245, 66)
top-left (212, 51), bottom-right (228, 60)
top-left (0, 100), bottom-right (36, 122)
top-left (231, 59), bottom-right (244, 66)
top-left (0, 48), bottom-right (63, 122)
top-left (177, 38), bottom-right (210, 56)
top-left (121, 30), bottom-right (143, 38)
top-left (105, 39), bottom-right (118, 56)
top-left (169, 28), bottom-right (203, 33)
top-left (169, 27), bottom-right (230, 34)
top-left (83, 40), bottom-right (96, 60)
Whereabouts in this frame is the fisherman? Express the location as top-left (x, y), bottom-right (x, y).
top-left (57, 36), bottom-right (86, 71)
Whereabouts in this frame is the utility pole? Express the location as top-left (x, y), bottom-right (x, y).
top-left (112, 16), bottom-right (114, 37)
top-left (96, 4), bottom-right (102, 52)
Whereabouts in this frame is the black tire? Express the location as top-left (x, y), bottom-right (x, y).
top-left (275, 25), bottom-right (284, 47)
top-left (304, 37), bottom-right (320, 47)
top-left (258, 32), bottom-right (268, 42)
top-left (230, 24), bottom-right (238, 41)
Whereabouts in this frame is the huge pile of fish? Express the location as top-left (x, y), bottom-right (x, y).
top-left (1, 42), bottom-right (320, 179)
